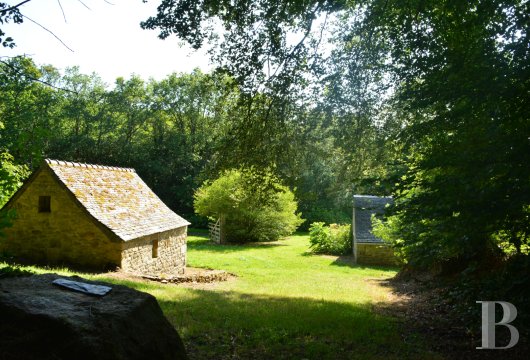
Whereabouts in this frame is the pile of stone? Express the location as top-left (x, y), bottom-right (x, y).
top-left (142, 269), bottom-right (231, 284)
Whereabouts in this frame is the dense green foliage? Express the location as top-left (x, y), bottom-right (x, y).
top-left (308, 222), bottom-right (352, 255)
top-left (145, 0), bottom-right (530, 269)
top-left (144, 0), bottom-right (398, 196)
top-left (0, 151), bottom-right (27, 207)
top-left (0, 135), bottom-right (28, 238)
top-left (194, 170), bottom-right (303, 242)
top-left (0, 151), bottom-right (27, 236)
top-left (0, 1), bottom-right (24, 48)
top-left (361, 0), bottom-right (530, 269)
top-left (0, 57), bottom-right (237, 218)
top-left (0, 56), bottom-right (369, 227)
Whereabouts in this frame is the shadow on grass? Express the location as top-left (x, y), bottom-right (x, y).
top-left (299, 252), bottom-right (399, 271)
top-left (373, 276), bottom-right (530, 360)
top-left (330, 256), bottom-right (400, 271)
top-left (188, 237), bottom-right (286, 253)
top-left (0, 257), bottom-right (114, 276)
top-left (155, 289), bottom-right (436, 360)
top-left (0, 264), bottom-right (35, 278)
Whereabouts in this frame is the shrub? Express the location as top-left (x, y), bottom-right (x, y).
top-left (0, 152), bottom-right (28, 238)
top-left (194, 170), bottom-right (303, 242)
top-left (308, 222), bottom-right (352, 255)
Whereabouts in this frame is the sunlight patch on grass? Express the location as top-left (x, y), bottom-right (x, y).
top-left (185, 234), bottom-right (397, 304)
top-left (1, 234), bottom-right (438, 359)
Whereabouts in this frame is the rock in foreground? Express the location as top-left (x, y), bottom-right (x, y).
top-left (0, 273), bottom-right (187, 360)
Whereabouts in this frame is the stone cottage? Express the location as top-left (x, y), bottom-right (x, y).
top-left (1, 159), bottom-right (190, 275)
top-left (352, 195), bottom-right (397, 266)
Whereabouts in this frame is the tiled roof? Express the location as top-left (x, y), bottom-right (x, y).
top-left (45, 159), bottom-right (190, 241)
top-left (353, 195), bottom-right (392, 244)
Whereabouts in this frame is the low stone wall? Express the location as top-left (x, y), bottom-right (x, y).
top-left (142, 269), bottom-right (230, 284)
top-left (356, 243), bottom-right (398, 266)
top-left (121, 227), bottom-right (187, 276)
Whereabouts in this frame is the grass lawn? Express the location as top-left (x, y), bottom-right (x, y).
top-left (1, 233), bottom-right (441, 359)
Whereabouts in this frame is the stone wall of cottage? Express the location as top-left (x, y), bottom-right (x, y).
top-left (120, 227), bottom-right (187, 276)
top-left (1, 168), bottom-right (122, 269)
top-left (356, 243), bottom-right (398, 266)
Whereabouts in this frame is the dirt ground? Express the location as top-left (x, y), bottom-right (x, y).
top-left (374, 275), bottom-right (529, 360)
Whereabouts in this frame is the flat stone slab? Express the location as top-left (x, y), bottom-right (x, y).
top-left (0, 273), bottom-right (188, 360)
top-left (52, 278), bottom-right (113, 296)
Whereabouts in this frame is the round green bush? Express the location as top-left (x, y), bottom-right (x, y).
top-left (308, 222), bottom-right (352, 255)
top-left (194, 170), bottom-right (303, 242)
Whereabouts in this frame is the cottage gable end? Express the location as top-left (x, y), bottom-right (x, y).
top-left (2, 160), bottom-right (190, 274)
top-left (1, 167), bottom-right (122, 268)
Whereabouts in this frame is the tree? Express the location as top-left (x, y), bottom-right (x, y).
top-left (137, 70), bottom-right (237, 215)
top-left (0, 151), bottom-right (28, 237)
top-left (143, 1), bottom-right (340, 173)
top-left (364, 0), bottom-right (530, 268)
top-left (145, 0), bottom-right (530, 269)
top-left (45, 66), bottom-right (109, 162)
top-left (142, 0), bottom-right (337, 95)
top-left (0, 151), bottom-right (27, 207)
top-left (194, 169), bottom-right (303, 242)
top-left (0, 57), bottom-right (237, 220)
top-left (0, 56), bottom-right (59, 169)
top-left (0, 1), bottom-right (27, 48)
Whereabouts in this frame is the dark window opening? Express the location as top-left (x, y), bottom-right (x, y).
top-left (39, 196), bottom-right (51, 213)
top-left (152, 239), bottom-right (159, 258)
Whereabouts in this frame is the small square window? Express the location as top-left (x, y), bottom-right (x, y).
top-left (152, 239), bottom-right (159, 258)
top-left (39, 196), bottom-right (51, 213)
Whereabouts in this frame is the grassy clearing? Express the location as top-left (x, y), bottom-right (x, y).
top-left (1, 234), bottom-right (441, 359)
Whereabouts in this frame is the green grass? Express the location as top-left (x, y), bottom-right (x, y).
top-left (185, 233), bottom-right (396, 303)
top-left (1, 234), bottom-right (441, 359)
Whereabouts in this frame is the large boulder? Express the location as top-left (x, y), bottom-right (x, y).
top-left (0, 273), bottom-right (187, 360)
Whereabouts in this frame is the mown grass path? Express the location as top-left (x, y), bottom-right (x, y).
top-left (102, 233), bottom-right (440, 359)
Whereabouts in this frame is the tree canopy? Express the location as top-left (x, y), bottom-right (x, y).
top-left (144, 0), bottom-right (530, 268)
top-left (0, 56), bottom-right (367, 230)
top-left (0, 1), bottom-right (26, 48)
